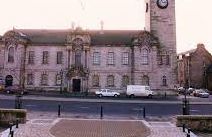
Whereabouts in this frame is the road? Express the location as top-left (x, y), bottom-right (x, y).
top-left (0, 98), bottom-right (211, 119)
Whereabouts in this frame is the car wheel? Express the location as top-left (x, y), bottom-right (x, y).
top-left (114, 94), bottom-right (118, 97)
top-left (148, 94), bottom-right (153, 99)
top-left (99, 94), bottom-right (103, 98)
top-left (130, 94), bottom-right (134, 98)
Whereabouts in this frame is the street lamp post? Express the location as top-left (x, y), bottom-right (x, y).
top-left (60, 69), bottom-right (63, 94)
top-left (182, 88), bottom-right (189, 115)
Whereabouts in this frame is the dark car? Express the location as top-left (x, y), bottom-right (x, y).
top-left (4, 85), bottom-right (27, 95)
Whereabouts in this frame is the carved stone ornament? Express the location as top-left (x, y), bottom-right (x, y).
top-left (67, 64), bottom-right (89, 78)
top-left (132, 31), bottom-right (159, 47)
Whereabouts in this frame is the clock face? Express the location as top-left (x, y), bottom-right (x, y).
top-left (157, 0), bottom-right (168, 9)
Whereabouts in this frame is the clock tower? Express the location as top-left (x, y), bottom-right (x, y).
top-left (145, 0), bottom-right (176, 51)
top-left (145, 0), bottom-right (177, 88)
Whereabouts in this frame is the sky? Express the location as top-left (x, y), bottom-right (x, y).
top-left (0, 0), bottom-right (211, 53)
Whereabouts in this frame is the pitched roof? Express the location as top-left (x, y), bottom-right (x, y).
top-left (13, 29), bottom-right (142, 45)
top-left (178, 49), bottom-right (196, 56)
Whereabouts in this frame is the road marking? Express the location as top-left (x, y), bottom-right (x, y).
top-left (25, 104), bottom-right (37, 107)
top-left (190, 109), bottom-right (199, 112)
top-left (79, 106), bottom-right (89, 109)
top-left (132, 108), bottom-right (144, 111)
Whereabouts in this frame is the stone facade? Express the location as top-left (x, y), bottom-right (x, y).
top-left (177, 44), bottom-right (212, 89)
top-left (0, 0), bottom-right (177, 93)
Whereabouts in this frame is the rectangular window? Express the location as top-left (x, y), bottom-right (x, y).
top-left (41, 73), bottom-right (48, 85)
top-left (107, 52), bottom-right (115, 65)
top-left (157, 53), bottom-right (163, 65)
top-left (93, 52), bottom-right (100, 65)
top-left (27, 73), bottom-right (34, 85)
top-left (122, 52), bottom-right (129, 65)
top-left (57, 51), bottom-right (63, 64)
top-left (166, 55), bottom-right (170, 65)
top-left (42, 51), bottom-right (49, 64)
top-left (28, 51), bottom-right (35, 64)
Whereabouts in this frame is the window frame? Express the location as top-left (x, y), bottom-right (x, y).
top-left (56, 51), bottom-right (63, 64)
top-left (141, 49), bottom-right (149, 65)
top-left (28, 51), bottom-right (35, 64)
top-left (27, 73), bottom-right (34, 85)
top-left (93, 52), bottom-right (101, 65)
top-left (107, 75), bottom-right (115, 87)
top-left (41, 73), bottom-right (48, 86)
top-left (122, 52), bottom-right (129, 65)
top-left (107, 52), bottom-right (115, 65)
top-left (92, 75), bottom-right (100, 87)
top-left (42, 51), bottom-right (49, 64)
top-left (8, 46), bottom-right (15, 63)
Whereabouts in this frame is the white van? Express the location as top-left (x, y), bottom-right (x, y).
top-left (126, 85), bottom-right (154, 98)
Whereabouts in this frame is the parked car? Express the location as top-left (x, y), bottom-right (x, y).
top-left (95, 89), bottom-right (120, 97)
top-left (193, 89), bottom-right (210, 98)
top-left (4, 85), bottom-right (27, 95)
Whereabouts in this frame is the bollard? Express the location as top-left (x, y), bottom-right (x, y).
top-left (58, 104), bottom-right (61, 117)
top-left (10, 131), bottom-right (14, 137)
top-left (100, 105), bottom-right (103, 119)
top-left (9, 122), bottom-right (13, 134)
top-left (186, 128), bottom-right (191, 137)
top-left (143, 107), bottom-right (146, 118)
top-left (182, 124), bottom-right (185, 132)
top-left (16, 119), bottom-right (19, 128)
top-left (164, 92), bottom-right (167, 98)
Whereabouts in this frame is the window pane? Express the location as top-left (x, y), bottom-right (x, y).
top-left (56, 73), bottom-right (62, 85)
top-left (93, 52), bottom-right (100, 65)
top-left (141, 75), bottom-right (149, 85)
top-left (8, 47), bottom-right (14, 63)
top-left (41, 73), bottom-right (48, 85)
top-left (122, 52), bottom-right (129, 65)
top-left (27, 73), bottom-right (34, 85)
top-left (141, 49), bottom-right (148, 65)
top-left (42, 51), bottom-right (49, 64)
top-left (92, 75), bottom-right (99, 87)
top-left (28, 51), bottom-right (35, 64)
top-left (107, 75), bottom-right (114, 87)
top-left (107, 52), bottom-right (114, 65)
top-left (122, 75), bottom-right (129, 87)
top-left (162, 76), bottom-right (167, 86)
top-left (57, 51), bottom-right (63, 64)
top-left (75, 50), bottom-right (81, 66)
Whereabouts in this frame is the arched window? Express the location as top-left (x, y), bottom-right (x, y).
top-left (107, 75), bottom-right (114, 87)
top-left (141, 75), bottom-right (149, 85)
top-left (162, 76), bottom-right (167, 86)
top-left (141, 49), bottom-right (148, 65)
top-left (75, 50), bottom-right (81, 66)
top-left (92, 75), bottom-right (99, 87)
top-left (27, 73), bottom-right (34, 85)
top-left (55, 73), bottom-right (62, 85)
top-left (8, 47), bottom-right (15, 63)
top-left (41, 73), bottom-right (48, 86)
top-left (122, 75), bottom-right (129, 87)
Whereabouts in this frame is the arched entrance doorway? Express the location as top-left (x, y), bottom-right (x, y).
top-left (72, 79), bottom-right (81, 92)
top-left (5, 75), bottom-right (13, 87)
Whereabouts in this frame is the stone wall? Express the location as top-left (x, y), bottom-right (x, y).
top-left (176, 115), bottom-right (212, 132)
top-left (0, 109), bottom-right (27, 127)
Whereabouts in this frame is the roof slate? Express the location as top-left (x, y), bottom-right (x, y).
top-left (14, 29), bottom-right (142, 45)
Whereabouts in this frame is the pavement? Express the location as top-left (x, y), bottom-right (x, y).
top-left (0, 93), bottom-right (207, 137)
top-left (1, 118), bottom-right (197, 137)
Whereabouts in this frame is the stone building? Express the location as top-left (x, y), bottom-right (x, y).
top-left (177, 44), bottom-right (212, 90)
top-left (0, 0), bottom-right (177, 93)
